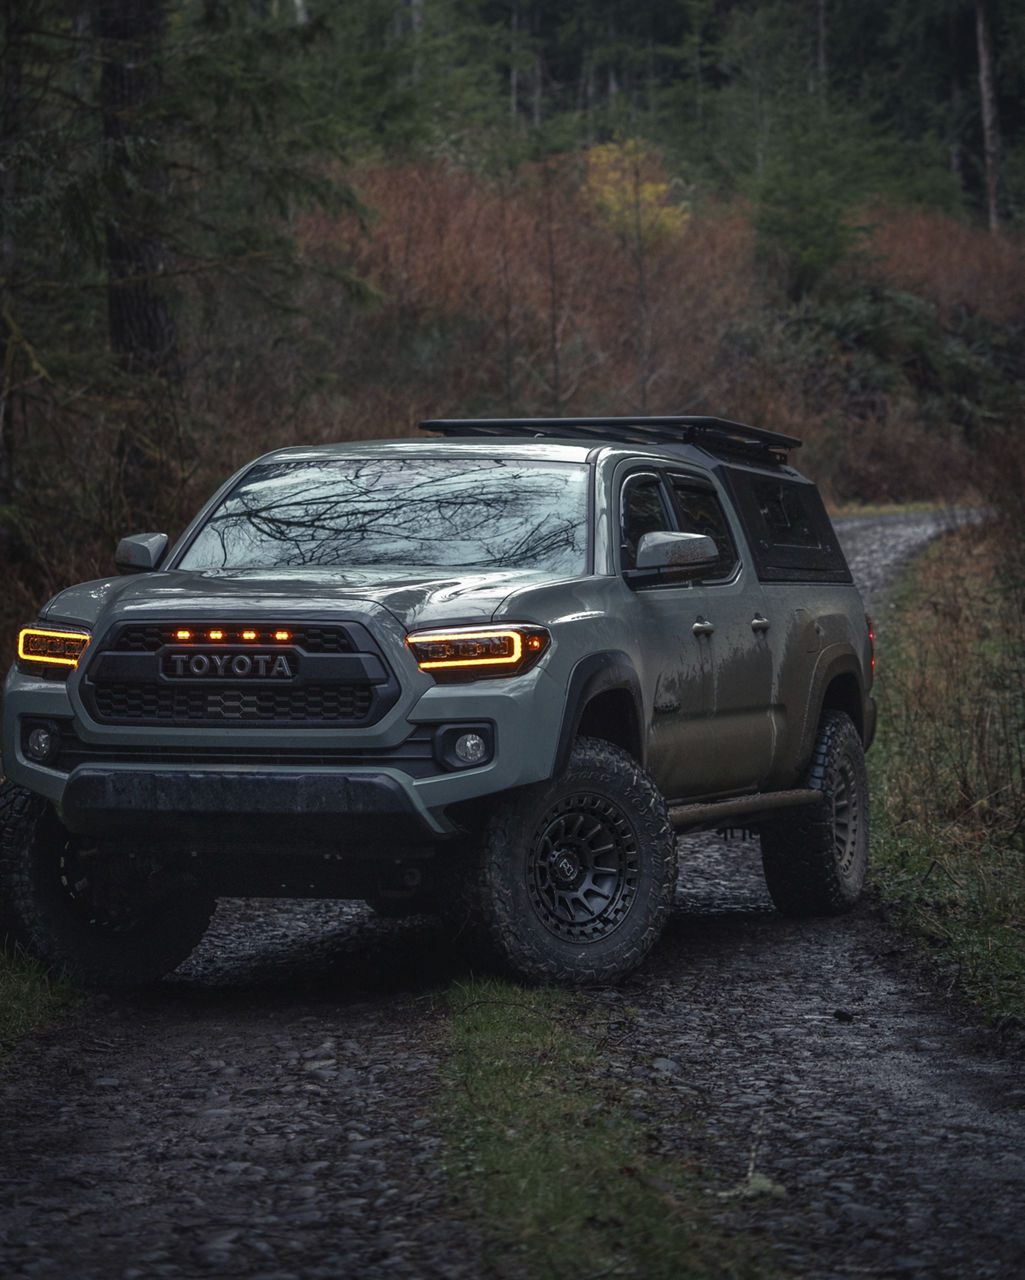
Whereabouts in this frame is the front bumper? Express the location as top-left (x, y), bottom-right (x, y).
top-left (60, 765), bottom-right (435, 848)
top-left (3, 657), bottom-right (568, 849)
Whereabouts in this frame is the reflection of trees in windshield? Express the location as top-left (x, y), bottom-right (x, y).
top-left (180, 458), bottom-right (590, 574)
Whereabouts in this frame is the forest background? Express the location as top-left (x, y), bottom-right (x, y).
top-left (2, 0), bottom-right (1025, 648)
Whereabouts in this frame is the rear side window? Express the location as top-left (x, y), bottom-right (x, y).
top-left (721, 468), bottom-right (851, 583)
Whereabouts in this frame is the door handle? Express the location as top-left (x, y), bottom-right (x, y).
top-left (692, 619), bottom-right (715, 636)
top-left (751, 614), bottom-right (771, 632)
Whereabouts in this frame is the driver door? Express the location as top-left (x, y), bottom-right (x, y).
top-left (620, 470), bottom-right (774, 799)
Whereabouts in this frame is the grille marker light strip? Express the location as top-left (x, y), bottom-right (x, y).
top-left (166, 627), bottom-right (295, 644)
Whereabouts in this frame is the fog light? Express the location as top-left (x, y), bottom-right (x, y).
top-left (453, 732), bottom-right (488, 765)
top-left (26, 726), bottom-right (59, 763)
top-left (434, 724), bottom-right (494, 770)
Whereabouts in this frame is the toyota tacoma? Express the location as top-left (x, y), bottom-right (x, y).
top-left (0, 416), bottom-right (875, 985)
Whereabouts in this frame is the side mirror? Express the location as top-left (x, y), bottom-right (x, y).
top-left (635, 531), bottom-right (718, 570)
top-left (624, 532), bottom-right (719, 588)
top-left (115, 532), bottom-right (169, 574)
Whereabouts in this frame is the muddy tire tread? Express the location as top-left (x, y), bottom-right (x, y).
top-left (463, 737), bottom-right (676, 984)
top-left (760, 710), bottom-right (869, 917)
top-left (0, 779), bottom-right (214, 986)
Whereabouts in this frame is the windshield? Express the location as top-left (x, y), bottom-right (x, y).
top-left (178, 456), bottom-right (591, 575)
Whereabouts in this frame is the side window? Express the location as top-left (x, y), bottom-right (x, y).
top-left (667, 478), bottom-right (739, 580)
top-left (753, 480), bottom-right (821, 549)
top-left (721, 467), bottom-right (852, 583)
top-left (620, 474), bottom-right (673, 570)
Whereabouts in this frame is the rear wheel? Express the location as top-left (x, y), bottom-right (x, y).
top-left (0, 781), bottom-right (214, 986)
top-left (760, 711), bottom-right (869, 915)
top-left (465, 738), bottom-right (676, 983)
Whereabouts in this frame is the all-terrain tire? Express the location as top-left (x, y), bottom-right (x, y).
top-left (760, 710), bottom-right (869, 916)
top-left (464, 737), bottom-right (677, 984)
top-left (0, 780), bottom-right (215, 986)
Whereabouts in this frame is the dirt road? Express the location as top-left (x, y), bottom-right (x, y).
top-left (2, 510), bottom-right (1023, 1280)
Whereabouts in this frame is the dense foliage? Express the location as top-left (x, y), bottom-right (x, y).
top-left (870, 504), bottom-right (1025, 1023)
top-left (1, 0), bottom-right (1024, 645)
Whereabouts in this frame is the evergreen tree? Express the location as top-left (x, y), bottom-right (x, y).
top-left (0, 0), bottom-right (363, 567)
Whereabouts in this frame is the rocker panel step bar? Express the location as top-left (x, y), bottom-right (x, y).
top-left (668, 787), bottom-right (823, 834)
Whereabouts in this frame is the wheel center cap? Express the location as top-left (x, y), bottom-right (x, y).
top-left (552, 850), bottom-right (580, 884)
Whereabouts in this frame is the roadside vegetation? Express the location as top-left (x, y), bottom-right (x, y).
top-left (870, 447), bottom-right (1025, 1024)
top-left (442, 978), bottom-right (778, 1280)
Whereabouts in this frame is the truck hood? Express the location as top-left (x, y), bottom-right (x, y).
top-left (40, 566), bottom-right (559, 634)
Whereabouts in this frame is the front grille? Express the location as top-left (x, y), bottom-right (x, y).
top-left (92, 683), bottom-right (374, 724)
top-left (81, 620), bottom-right (395, 728)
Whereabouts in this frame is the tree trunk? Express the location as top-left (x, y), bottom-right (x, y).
top-left (607, 16), bottom-right (618, 104)
top-left (0, 0), bottom-right (25, 563)
top-left (816, 0), bottom-right (827, 115)
top-left (950, 64), bottom-right (963, 179)
top-left (99, 0), bottom-right (177, 378)
top-left (807, 0), bottom-right (827, 115)
top-left (974, 0), bottom-right (1000, 233)
top-left (541, 165), bottom-right (561, 414)
top-left (510, 3), bottom-right (518, 118)
top-left (630, 156), bottom-right (652, 414)
top-left (98, 0), bottom-right (178, 524)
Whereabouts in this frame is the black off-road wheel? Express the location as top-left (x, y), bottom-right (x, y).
top-left (0, 781), bottom-right (215, 987)
top-left (465, 737), bottom-right (677, 984)
top-left (760, 710), bottom-right (869, 916)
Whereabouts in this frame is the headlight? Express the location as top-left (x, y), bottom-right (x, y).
top-left (406, 625), bottom-right (550, 682)
top-left (17, 626), bottom-right (91, 678)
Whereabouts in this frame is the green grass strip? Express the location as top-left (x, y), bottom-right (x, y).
top-left (0, 948), bottom-right (81, 1064)
top-left (441, 976), bottom-right (778, 1280)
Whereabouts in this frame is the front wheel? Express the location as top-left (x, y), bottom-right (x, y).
top-left (465, 738), bottom-right (677, 984)
top-left (0, 781), bottom-right (215, 987)
top-left (760, 710), bottom-right (869, 916)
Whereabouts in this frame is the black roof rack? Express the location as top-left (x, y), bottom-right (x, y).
top-left (418, 415), bottom-right (801, 460)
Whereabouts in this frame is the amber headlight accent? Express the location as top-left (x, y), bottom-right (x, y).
top-left (17, 626), bottom-right (90, 677)
top-left (407, 626), bottom-right (550, 682)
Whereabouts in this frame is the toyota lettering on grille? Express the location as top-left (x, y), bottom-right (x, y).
top-left (165, 651), bottom-right (295, 679)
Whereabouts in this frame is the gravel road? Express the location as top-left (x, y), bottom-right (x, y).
top-left (3, 510), bottom-right (1024, 1280)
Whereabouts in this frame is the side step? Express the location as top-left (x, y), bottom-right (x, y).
top-left (667, 788), bottom-right (823, 835)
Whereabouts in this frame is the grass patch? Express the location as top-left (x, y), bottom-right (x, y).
top-left (441, 976), bottom-right (779, 1280)
top-left (828, 500), bottom-right (952, 518)
top-left (0, 947), bottom-right (81, 1063)
top-left (870, 522), bottom-right (1025, 1021)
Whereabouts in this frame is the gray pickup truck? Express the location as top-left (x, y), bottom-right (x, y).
top-left (0, 416), bottom-right (875, 985)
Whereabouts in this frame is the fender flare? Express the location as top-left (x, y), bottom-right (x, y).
top-left (553, 651), bottom-right (644, 777)
top-left (796, 648), bottom-right (871, 770)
